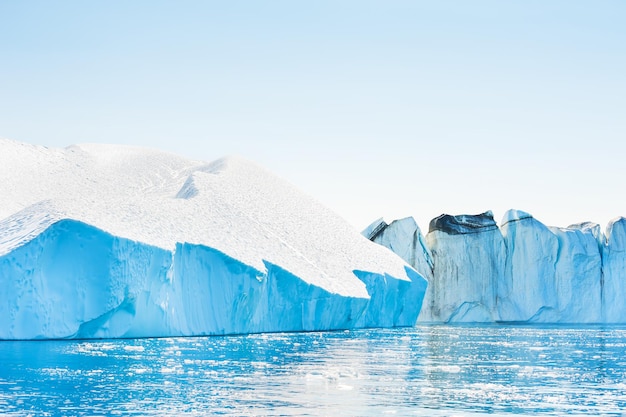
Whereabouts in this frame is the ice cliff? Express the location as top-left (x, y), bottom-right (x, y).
top-left (365, 210), bottom-right (626, 323)
top-left (0, 139), bottom-right (427, 340)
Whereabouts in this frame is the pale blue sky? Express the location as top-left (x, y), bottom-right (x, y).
top-left (1, 1), bottom-right (625, 231)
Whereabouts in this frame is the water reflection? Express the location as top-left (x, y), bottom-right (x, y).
top-left (2, 325), bottom-right (626, 415)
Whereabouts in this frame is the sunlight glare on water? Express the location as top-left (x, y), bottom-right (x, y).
top-left (2, 325), bottom-right (626, 416)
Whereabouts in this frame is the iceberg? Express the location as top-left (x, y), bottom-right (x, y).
top-left (366, 210), bottom-right (623, 324)
top-left (0, 139), bottom-right (427, 340)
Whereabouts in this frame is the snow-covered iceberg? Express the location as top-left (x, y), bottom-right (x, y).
top-left (0, 139), bottom-right (427, 340)
top-left (366, 210), bottom-right (625, 324)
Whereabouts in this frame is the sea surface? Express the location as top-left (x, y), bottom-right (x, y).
top-left (2, 325), bottom-right (626, 416)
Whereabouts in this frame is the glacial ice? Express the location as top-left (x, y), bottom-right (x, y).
top-left (603, 217), bottom-right (626, 322)
top-left (367, 210), bottom-right (626, 324)
top-left (425, 212), bottom-right (504, 322)
top-left (0, 139), bottom-right (427, 340)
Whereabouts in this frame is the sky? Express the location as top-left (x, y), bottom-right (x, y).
top-left (1, 1), bottom-right (625, 232)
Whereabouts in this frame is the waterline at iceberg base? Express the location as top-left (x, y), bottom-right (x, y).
top-left (0, 139), bottom-right (427, 340)
top-left (365, 210), bottom-right (626, 324)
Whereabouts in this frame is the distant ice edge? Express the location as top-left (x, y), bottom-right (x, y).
top-left (364, 210), bottom-right (626, 324)
top-left (0, 219), bottom-right (427, 340)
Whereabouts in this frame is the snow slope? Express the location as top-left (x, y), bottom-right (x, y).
top-left (0, 139), bottom-right (427, 339)
top-left (366, 210), bottom-right (624, 324)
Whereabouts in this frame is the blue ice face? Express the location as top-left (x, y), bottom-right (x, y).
top-left (0, 219), bottom-right (428, 340)
top-left (369, 210), bottom-right (626, 324)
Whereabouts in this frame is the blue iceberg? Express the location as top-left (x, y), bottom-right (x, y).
top-left (0, 139), bottom-right (427, 339)
top-left (366, 210), bottom-right (626, 324)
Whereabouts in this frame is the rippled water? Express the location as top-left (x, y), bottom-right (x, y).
top-left (2, 325), bottom-right (626, 416)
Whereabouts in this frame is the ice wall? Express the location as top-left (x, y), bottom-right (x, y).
top-left (426, 212), bottom-right (505, 322)
top-left (603, 218), bottom-right (626, 322)
top-left (0, 219), bottom-right (426, 340)
top-left (498, 210), bottom-right (603, 323)
top-left (367, 210), bottom-right (623, 324)
top-left (0, 219), bottom-right (172, 339)
top-left (498, 210), bottom-right (560, 322)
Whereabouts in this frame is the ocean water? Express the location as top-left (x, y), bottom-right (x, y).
top-left (2, 325), bottom-right (626, 416)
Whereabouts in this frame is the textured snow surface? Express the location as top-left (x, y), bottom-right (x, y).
top-left (367, 210), bottom-right (626, 324)
top-left (0, 139), bottom-right (427, 339)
